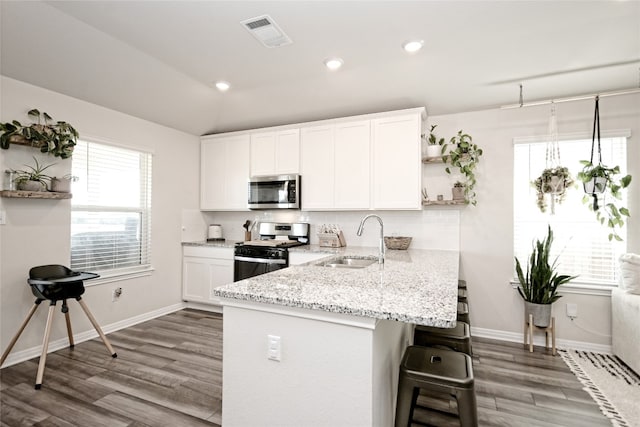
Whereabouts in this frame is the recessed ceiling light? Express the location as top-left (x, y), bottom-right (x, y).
top-left (324, 58), bottom-right (343, 71)
top-left (402, 40), bottom-right (424, 53)
top-left (215, 81), bottom-right (231, 92)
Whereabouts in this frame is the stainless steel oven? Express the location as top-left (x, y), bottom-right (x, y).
top-left (233, 222), bottom-right (309, 282)
top-left (234, 246), bottom-right (288, 281)
top-left (248, 174), bottom-right (300, 210)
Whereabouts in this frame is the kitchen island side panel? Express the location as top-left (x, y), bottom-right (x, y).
top-left (221, 301), bottom-right (407, 427)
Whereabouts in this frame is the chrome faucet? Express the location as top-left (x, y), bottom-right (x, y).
top-left (356, 214), bottom-right (385, 265)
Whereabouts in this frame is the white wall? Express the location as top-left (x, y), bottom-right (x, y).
top-left (429, 93), bottom-right (639, 348)
top-left (0, 76), bottom-right (200, 358)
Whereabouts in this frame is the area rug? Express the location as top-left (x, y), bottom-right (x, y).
top-left (559, 349), bottom-right (640, 427)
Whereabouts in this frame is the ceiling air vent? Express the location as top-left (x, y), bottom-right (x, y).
top-left (241, 15), bottom-right (293, 48)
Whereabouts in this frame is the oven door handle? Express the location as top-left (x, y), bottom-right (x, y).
top-left (234, 256), bottom-right (287, 265)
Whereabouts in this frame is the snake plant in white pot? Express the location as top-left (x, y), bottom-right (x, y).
top-left (515, 226), bottom-right (577, 327)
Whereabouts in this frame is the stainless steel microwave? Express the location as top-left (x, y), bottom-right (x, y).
top-left (248, 174), bottom-right (300, 210)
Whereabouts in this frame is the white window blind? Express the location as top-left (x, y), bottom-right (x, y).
top-left (71, 140), bottom-right (152, 273)
top-left (513, 136), bottom-right (628, 285)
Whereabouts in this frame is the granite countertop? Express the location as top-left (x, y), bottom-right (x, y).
top-left (213, 248), bottom-right (460, 327)
top-left (182, 240), bottom-right (242, 249)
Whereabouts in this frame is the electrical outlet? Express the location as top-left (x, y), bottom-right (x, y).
top-left (112, 287), bottom-right (123, 302)
top-left (566, 303), bottom-right (578, 319)
top-left (267, 335), bottom-right (281, 361)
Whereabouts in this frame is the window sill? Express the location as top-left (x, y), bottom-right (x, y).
top-left (510, 280), bottom-right (614, 297)
top-left (85, 266), bottom-right (155, 286)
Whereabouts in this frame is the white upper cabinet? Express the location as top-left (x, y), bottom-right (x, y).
top-left (250, 129), bottom-right (300, 177)
top-left (300, 120), bottom-right (370, 210)
top-left (201, 133), bottom-right (250, 210)
top-left (334, 120), bottom-right (370, 209)
top-left (300, 125), bottom-right (335, 210)
top-left (372, 113), bottom-right (422, 210)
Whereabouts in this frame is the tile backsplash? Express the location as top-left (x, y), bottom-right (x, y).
top-left (193, 209), bottom-right (460, 251)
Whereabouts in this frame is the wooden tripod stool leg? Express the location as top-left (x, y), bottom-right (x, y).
top-left (35, 302), bottom-right (57, 389)
top-left (62, 300), bottom-right (75, 348)
top-left (528, 314), bottom-right (534, 353)
top-left (551, 317), bottom-right (556, 356)
top-left (0, 300), bottom-right (42, 367)
top-left (76, 298), bottom-right (117, 358)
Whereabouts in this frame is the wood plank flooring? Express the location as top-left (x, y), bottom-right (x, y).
top-left (0, 309), bottom-right (611, 426)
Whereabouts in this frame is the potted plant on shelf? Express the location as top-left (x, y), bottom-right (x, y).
top-left (533, 166), bottom-right (574, 214)
top-left (515, 226), bottom-right (576, 328)
top-left (13, 157), bottom-right (56, 192)
top-left (0, 109), bottom-right (78, 158)
top-left (452, 181), bottom-right (466, 201)
top-left (51, 174), bottom-right (79, 193)
top-left (441, 130), bottom-right (483, 205)
top-left (577, 161), bottom-right (632, 241)
top-left (422, 124), bottom-right (446, 159)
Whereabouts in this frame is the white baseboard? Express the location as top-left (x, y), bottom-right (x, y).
top-left (471, 326), bottom-right (612, 354)
top-left (184, 301), bottom-right (223, 313)
top-left (1, 302), bottom-right (187, 368)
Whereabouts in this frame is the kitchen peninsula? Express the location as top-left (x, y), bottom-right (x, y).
top-left (214, 247), bottom-right (459, 427)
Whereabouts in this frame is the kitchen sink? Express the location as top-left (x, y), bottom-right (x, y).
top-left (316, 256), bottom-right (378, 269)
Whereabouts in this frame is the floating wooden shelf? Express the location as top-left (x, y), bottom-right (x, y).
top-left (422, 199), bottom-right (467, 206)
top-left (9, 138), bottom-right (44, 149)
top-left (0, 190), bottom-right (72, 199)
top-left (422, 156), bottom-right (444, 164)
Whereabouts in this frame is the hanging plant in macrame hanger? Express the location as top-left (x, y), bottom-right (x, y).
top-left (533, 103), bottom-right (574, 214)
top-left (577, 96), bottom-right (632, 241)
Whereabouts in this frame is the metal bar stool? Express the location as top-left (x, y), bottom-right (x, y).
top-left (395, 345), bottom-right (477, 427)
top-left (458, 288), bottom-right (468, 304)
top-left (0, 265), bottom-right (117, 389)
top-left (457, 301), bottom-right (470, 325)
top-left (414, 322), bottom-right (472, 356)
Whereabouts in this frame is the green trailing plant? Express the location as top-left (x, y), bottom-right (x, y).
top-left (0, 109), bottom-right (78, 158)
top-left (13, 157), bottom-right (56, 188)
top-left (515, 225), bottom-right (576, 304)
top-left (577, 161), bottom-right (632, 241)
top-left (532, 167), bottom-right (574, 213)
top-left (441, 130), bottom-right (483, 205)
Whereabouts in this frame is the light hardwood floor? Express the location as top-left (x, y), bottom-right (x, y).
top-left (1, 309), bottom-right (610, 427)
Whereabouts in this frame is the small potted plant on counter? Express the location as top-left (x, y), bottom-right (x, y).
top-left (515, 226), bottom-right (576, 327)
top-left (13, 157), bottom-right (55, 192)
top-left (577, 160), bottom-right (632, 241)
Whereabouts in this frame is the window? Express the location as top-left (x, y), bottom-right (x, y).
top-left (71, 139), bottom-right (152, 275)
top-left (513, 133), bottom-right (628, 286)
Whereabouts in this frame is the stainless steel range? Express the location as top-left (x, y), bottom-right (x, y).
top-left (233, 222), bottom-right (310, 282)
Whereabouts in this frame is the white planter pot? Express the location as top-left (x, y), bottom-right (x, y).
top-left (425, 145), bottom-right (441, 158)
top-left (51, 177), bottom-right (72, 193)
top-left (583, 177), bottom-right (607, 194)
top-left (525, 301), bottom-right (552, 328)
top-left (18, 180), bottom-right (47, 192)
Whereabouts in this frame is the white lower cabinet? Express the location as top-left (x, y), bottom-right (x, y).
top-left (182, 246), bottom-right (233, 306)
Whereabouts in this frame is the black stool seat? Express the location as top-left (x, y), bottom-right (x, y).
top-left (395, 346), bottom-right (477, 427)
top-left (1, 265), bottom-right (115, 390)
top-left (414, 322), bottom-right (472, 355)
